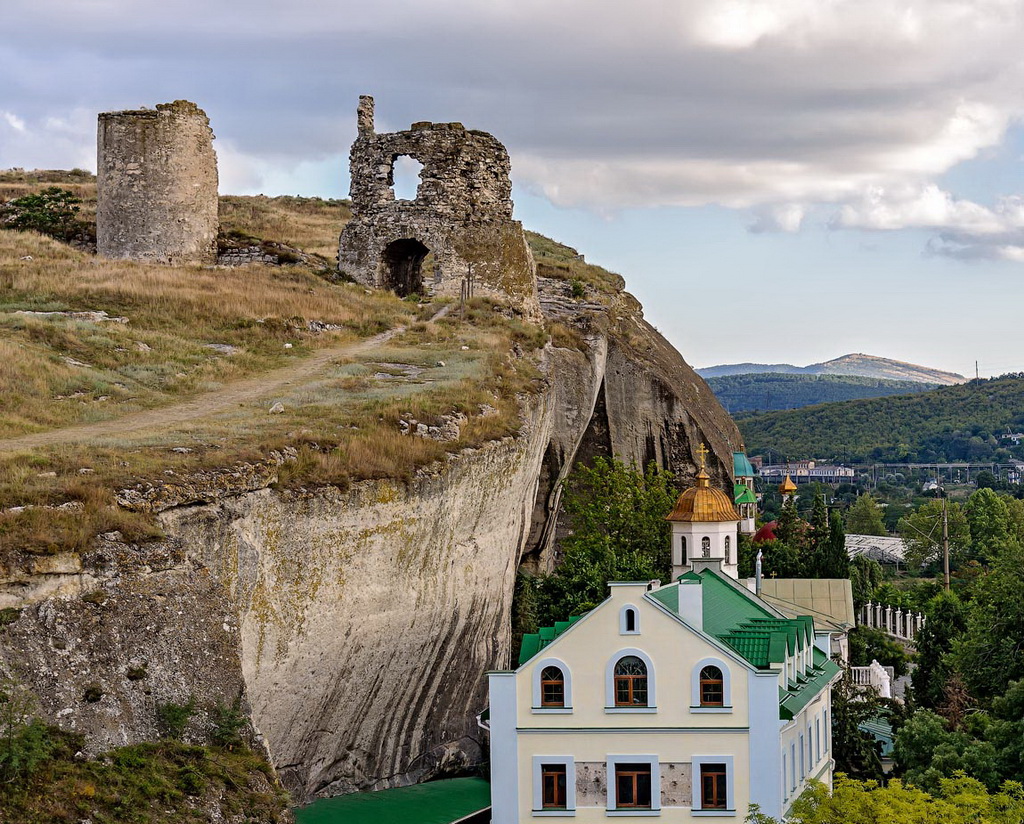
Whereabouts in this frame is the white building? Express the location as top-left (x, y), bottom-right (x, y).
top-left (486, 453), bottom-right (841, 822)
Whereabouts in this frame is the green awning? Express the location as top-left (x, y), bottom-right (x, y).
top-left (293, 777), bottom-right (490, 824)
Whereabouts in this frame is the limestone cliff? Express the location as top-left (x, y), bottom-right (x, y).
top-left (0, 279), bottom-right (741, 803)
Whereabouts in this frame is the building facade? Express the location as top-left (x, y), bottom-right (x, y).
top-left (487, 567), bottom-right (840, 822)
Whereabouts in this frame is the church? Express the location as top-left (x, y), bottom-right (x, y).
top-left (486, 449), bottom-right (841, 822)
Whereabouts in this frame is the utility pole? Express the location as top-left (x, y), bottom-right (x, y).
top-left (942, 494), bottom-right (950, 592)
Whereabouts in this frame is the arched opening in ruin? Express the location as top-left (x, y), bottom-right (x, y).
top-left (381, 238), bottom-right (430, 296)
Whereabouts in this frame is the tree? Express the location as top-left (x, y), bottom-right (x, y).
top-left (818, 508), bottom-right (850, 579)
top-left (847, 494), bottom-right (886, 536)
top-left (965, 488), bottom-right (1018, 563)
top-left (0, 187), bottom-right (82, 241)
top-left (829, 670), bottom-right (885, 780)
top-left (535, 458), bottom-right (677, 625)
top-left (773, 773), bottom-right (1024, 824)
top-left (892, 710), bottom-right (1000, 793)
top-left (912, 589), bottom-right (965, 709)
top-left (952, 542), bottom-right (1024, 702)
top-left (898, 499), bottom-right (971, 569)
top-left (847, 625), bottom-right (910, 677)
top-left (849, 554), bottom-right (882, 609)
top-left (987, 679), bottom-right (1024, 781)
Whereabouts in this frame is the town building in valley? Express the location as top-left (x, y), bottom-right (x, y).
top-left (486, 451), bottom-right (841, 822)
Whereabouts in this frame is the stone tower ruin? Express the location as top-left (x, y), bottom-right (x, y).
top-left (338, 96), bottom-right (539, 317)
top-left (96, 100), bottom-right (218, 265)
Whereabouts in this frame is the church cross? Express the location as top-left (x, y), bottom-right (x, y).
top-left (697, 443), bottom-right (709, 471)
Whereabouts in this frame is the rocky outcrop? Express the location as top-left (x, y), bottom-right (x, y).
top-left (0, 277), bottom-right (742, 804)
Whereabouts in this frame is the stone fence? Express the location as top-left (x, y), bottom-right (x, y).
top-left (859, 601), bottom-right (924, 640)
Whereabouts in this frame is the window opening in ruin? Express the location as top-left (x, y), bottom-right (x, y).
top-left (391, 155), bottom-right (424, 202)
top-left (381, 238), bottom-right (430, 297)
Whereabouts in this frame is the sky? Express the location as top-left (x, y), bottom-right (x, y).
top-left (3, 0), bottom-right (1023, 378)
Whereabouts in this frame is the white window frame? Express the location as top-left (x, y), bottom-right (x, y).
top-left (605, 648), bottom-right (657, 713)
top-left (532, 755), bottom-right (576, 817)
top-left (790, 743), bottom-right (796, 792)
top-left (691, 754), bottom-right (735, 816)
top-left (799, 733), bottom-right (805, 779)
top-left (619, 604), bottom-right (641, 635)
top-left (815, 717), bottom-right (820, 763)
top-left (531, 658), bottom-right (573, 714)
top-left (782, 752), bottom-right (788, 801)
top-left (690, 657), bottom-right (733, 713)
top-left (606, 754), bottom-right (660, 816)
top-left (824, 709), bottom-right (830, 753)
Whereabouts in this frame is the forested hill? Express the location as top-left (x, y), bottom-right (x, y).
top-left (738, 374), bottom-right (1024, 462)
top-left (709, 373), bottom-right (936, 414)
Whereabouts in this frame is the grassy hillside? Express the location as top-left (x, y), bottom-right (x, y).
top-left (0, 171), bottom-right (549, 560)
top-left (739, 374), bottom-right (1024, 462)
top-left (710, 372), bottom-right (935, 414)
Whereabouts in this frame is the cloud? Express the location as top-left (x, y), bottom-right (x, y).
top-left (2, 0), bottom-right (1024, 257)
top-left (835, 185), bottom-right (1024, 260)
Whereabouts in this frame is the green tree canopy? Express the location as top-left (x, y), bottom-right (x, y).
top-left (912, 589), bottom-right (965, 709)
top-left (847, 494), bottom-right (887, 536)
top-left (952, 542), bottom-right (1024, 702)
top-left (534, 458), bottom-right (677, 625)
top-left (898, 499), bottom-right (971, 569)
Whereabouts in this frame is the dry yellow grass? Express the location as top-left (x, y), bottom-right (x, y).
top-left (0, 171), bottom-right (553, 558)
top-left (219, 195), bottom-right (351, 259)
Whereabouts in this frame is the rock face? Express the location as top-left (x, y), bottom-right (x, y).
top-left (96, 100), bottom-right (219, 265)
top-left (0, 279), bottom-right (741, 804)
top-left (338, 96), bottom-right (540, 318)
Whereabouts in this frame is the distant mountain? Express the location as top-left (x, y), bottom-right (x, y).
top-left (738, 374), bottom-right (1024, 463)
top-left (707, 373), bottom-right (937, 415)
top-left (698, 353), bottom-right (965, 386)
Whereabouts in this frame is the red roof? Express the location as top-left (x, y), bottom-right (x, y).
top-left (752, 520), bottom-right (778, 543)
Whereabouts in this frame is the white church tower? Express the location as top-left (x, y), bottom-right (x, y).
top-left (667, 444), bottom-right (742, 580)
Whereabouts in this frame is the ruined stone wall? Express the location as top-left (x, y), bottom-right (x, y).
top-left (97, 100), bottom-right (218, 265)
top-left (338, 96), bottom-right (539, 318)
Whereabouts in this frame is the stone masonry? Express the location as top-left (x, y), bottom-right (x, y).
top-left (338, 96), bottom-right (540, 318)
top-left (97, 100), bottom-right (218, 265)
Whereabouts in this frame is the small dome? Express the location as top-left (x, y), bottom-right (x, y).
top-left (666, 469), bottom-right (739, 523)
top-left (779, 474), bottom-right (797, 494)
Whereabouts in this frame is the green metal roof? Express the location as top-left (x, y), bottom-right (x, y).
top-left (733, 452), bottom-right (756, 478)
top-left (293, 777), bottom-right (490, 824)
top-left (779, 649), bottom-right (841, 720)
top-left (648, 584), bottom-right (679, 612)
top-left (518, 615), bottom-right (585, 665)
top-left (694, 568), bottom-right (777, 639)
top-left (734, 484), bottom-right (757, 505)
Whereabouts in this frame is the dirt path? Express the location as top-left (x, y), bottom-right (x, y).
top-left (0, 310), bottom-right (445, 455)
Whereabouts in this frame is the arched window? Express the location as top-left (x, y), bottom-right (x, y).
top-left (699, 665), bottom-right (724, 706)
top-left (680, 536), bottom-right (687, 564)
top-left (724, 535), bottom-right (731, 563)
top-left (540, 666), bottom-right (565, 707)
top-left (625, 609), bottom-right (636, 632)
top-left (701, 536), bottom-right (711, 557)
top-left (614, 656), bottom-right (648, 706)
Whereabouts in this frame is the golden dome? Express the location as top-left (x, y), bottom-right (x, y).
top-left (779, 474), bottom-right (797, 494)
top-left (666, 468), bottom-right (739, 523)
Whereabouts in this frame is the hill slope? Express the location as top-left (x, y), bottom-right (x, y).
top-left (738, 374), bottom-right (1024, 462)
top-left (708, 372), bottom-right (937, 414)
top-left (699, 353), bottom-right (964, 385)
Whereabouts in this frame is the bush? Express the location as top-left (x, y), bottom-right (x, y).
top-left (0, 187), bottom-right (82, 241)
top-left (0, 680), bottom-right (56, 786)
top-left (208, 699), bottom-right (246, 749)
top-left (156, 698), bottom-right (196, 740)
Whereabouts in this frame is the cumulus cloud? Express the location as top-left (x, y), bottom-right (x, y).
top-left (2, 0), bottom-right (1024, 258)
top-left (834, 185), bottom-right (1024, 260)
